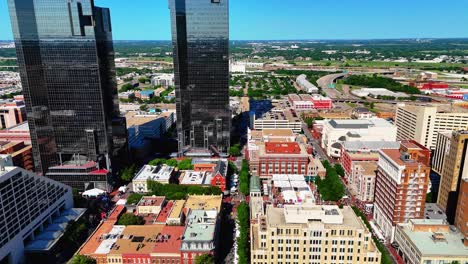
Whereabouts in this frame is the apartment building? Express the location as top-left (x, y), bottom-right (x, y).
top-left (250, 205), bottom-right (381, 264)
top-left (394, 219), bottom-right (468, 264)
top-left (373, 141), bottom-right (431, 241)
top-left (349, 162), bottom-right (377, 202)
top-left (395, 104), bottom-right (468, 149)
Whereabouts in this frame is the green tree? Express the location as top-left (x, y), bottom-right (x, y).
top-left (120, 165), bottom-right (137, 182)
top-left (127, 193), bottom-right (143, 205)
top-left (70, 254), bottom-right (96, 264)
top-left (63, 219), bottom-right (89, 247)
top-left (148, 158), bottom-right (167, 166)
top-left (195, 254), bottom-right (214, 264)
top-left (139, 104), bottom-right (148, 112)
top-left (229, 144), bottom-right (242, 157)
top-left (334, 164), bottom-right (345, 177)
top-left (117, 213), bottom-right (144, 226)
top-left (138, 76), bottom-right (149, 83)
top-left (239, 160), bottom-right (250, 195)
top-left (119, 83), bottom-right (134, 92)
top-left (178, 158), bottom-right (193, 170)
top-left (237, 202), bottom-right (250, 264)
top-left (165, 159), bottom-right (179, 167)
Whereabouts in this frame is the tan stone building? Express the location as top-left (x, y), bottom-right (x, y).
top-left (349, 161), bottom-right (377, 202)
top-left (250, 205), bottom-right (381, 264)
top-left (435, 130), bottom-right (468, 224)
top-left (395, 104), bottom-right (468, 149)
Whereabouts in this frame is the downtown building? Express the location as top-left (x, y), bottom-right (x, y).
top-left (395, 104), bottom-right (468, 149)
top-left (250, 205), bottom-right (381, 264)
top-left (432, 130), bottom-right (468, 224)
top-left (8, 0), bottom-right (128, 181)
top-left (169, 0), bottom-right (231, 155)
top-left (0, 166), bottom-right (84, 264)
top-left (373, 141), bottom-right (431, 241)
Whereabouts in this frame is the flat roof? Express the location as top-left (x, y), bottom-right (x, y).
top-left (354, 161), bottom-right (378, 176)
top-left (185, 195), bottom-right (223, 213)
top-left (133, 164), bottom-right (174, 182)
top-left (328, 118), bottom-right (394, 129)
top-left (180, 170), bottom-right (209, 185)
top-left (183, 210), bottom-right (217, 242)
top-left (266, 205), bottom-right (366, 229)
top-left (380, 149), bottom-right (420, 166)
top-left (265, 142), bottom-right (301, 154)
top-left (398, 219), bottom-right (467, 257)
top-left (110, 225), bottom-right (165, 254)
top-left (152, 225), bottom-right (185, 254)
top-left (342, 141), bottom-right (401, 152)
top-left (138, 196), bottom-right (165, 207)
top-left (168, 200), bottom-right (185, 219)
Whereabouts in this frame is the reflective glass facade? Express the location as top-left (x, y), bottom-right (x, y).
top-left (169, 0), bottom-right (231, 154)
top-left (7, 0), bottom-right (126, 174)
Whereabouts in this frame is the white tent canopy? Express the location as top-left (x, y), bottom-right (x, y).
top-left (82, 188), bottom-right (106, 197)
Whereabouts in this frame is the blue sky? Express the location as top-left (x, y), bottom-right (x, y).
top-left (1, 0), bottom-right (468, 40)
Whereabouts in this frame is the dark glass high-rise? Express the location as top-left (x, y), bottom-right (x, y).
top-left (7, 0), bottom-right (127, 176)
top-left (169, 0), bottom-right (231, 155)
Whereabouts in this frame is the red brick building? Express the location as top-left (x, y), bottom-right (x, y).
top-left (373, 140), bottom-right (431, 241)
top-left (248, 141), bottom-right (310, 179)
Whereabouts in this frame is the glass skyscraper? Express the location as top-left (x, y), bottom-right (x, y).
top-left (7, 0), bottom-right (127, 174)
top-left (169, 0), bottom-right (231, 155)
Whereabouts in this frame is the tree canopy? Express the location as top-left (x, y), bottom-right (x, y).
top-left (70, 254), bottom-right (96, 264)
top-left (315, 161), bottom-right (345, 201)
top-left (195, 254), bottom-right (214, 264)
top-left (116, 213), bottom-right (144, 226)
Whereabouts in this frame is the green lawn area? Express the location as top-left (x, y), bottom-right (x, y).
top-left (347, 102), bottom-right (358, 108)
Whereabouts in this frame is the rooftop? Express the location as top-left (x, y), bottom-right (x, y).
top-left (328, 118), bottom-right (394, 129)
top-left (265, 142), bottom-right (301, 154)
top-left (152, 225), bottom-right (185, 254)
top-left (133, 164), bottom-right (175, 182)
top-left (183, 210), bottom-right (217, 242)
top-left (137, 196), bottom-right (165, 207)
top-left (354, 161), bottom-right (378, 176)
top-left (185, 195), bottom-right (223, 213)
top-left (266, 205), bottom-right (367, 229)
top-left (109, 225), bottom-right (165, 254)
top-left (168, 200), bottom-right (185, 219)
top-left (380, 149), bottom-right (425, 166)
top-left (342, 141), bottom-right (401, 152)
top-left (179, 170), bottom-right (209, 185)
top-left (398, 219), bottom-right (467, 257)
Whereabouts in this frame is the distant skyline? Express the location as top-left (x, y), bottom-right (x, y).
top-left (1, 0), bottom-right (468, 40)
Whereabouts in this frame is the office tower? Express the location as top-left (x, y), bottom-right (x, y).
top-left (395, 104), bottom-right (468, 149)
top-left (169, 0), bottom-right (231, 155)
top-left (250, 205), bottom-right (381, 264)
top-left (7, 0), bottom-right (127, 176)
top-left (373, 140), bottom-right (431, 241)
top-left (455, 178), bottom-right (467, 245)
top-left (434, 130), bottom-right (468, 224)
top-left (0, 166), bottom-right (83, 264)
